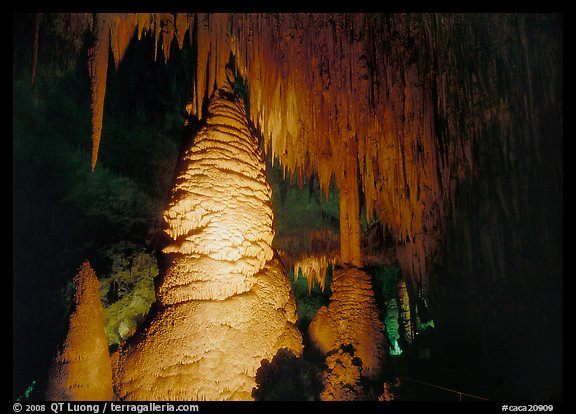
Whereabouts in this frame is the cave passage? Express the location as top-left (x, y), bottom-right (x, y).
top-left (12, 13), bottom-right (562, 402)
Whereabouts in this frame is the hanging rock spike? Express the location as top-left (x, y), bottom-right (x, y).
top-left (88, 13), bottom-right (110, 172)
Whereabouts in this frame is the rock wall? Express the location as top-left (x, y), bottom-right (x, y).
top-left (425, 14), bottom-right (563, 397)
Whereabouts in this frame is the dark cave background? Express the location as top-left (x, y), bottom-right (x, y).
top-left (12, 13), bottom-right (563, 401)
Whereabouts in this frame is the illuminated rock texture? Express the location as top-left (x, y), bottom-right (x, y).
top-left (49, 12), bottom-right (560, 294)
top-left (45, 262), bottom-right (113, 401)
top-left (309, 267), bottom-right (387, 385)
top-left (98, 244), bottom-right (159, 346)
top-left (293, 255), bottom-right (336, 293)
top-left (114, 257), bottom-right (302, 400)
top-left (321, 347), bottom-right (365, 401)
top-left (113, 88), bottom-right (302, 401)
top-left (76, 12), bottom-right (441, 290)
top-left (24, 12), bottom-right (561, 398)
top-left (159, 88), bottom-right (275, 302)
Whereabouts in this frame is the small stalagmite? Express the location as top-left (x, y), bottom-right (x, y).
top-left (45, 261), bottom-right (113, 401)
top-left (308, 267), bottom-right (387, 399)
top-left (396, 278), bottom-right (413, 344)
top-left (113, 87), bottom-right (302, 401)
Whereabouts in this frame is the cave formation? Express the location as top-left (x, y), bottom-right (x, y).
top-left (12, 13), bottom-right (562, 401)
top-left (45, 262), bottom-right (113, 401)
top-left (113, 83), bottom-right (303, 400)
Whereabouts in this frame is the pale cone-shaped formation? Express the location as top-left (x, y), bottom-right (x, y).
top-left (308, 266), bottom-right (387, 399)
top-left (113, 88), bottom-right (303, 400)
top-left (158, 87), bottom-right (275, 303)
top-left (45, 261), bottom-right (114, 401)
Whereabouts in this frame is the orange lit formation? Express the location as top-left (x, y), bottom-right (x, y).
top-left (78, 13), bottom-right (461, 295)
top-left (112, 85), bottom-right (302, 400)
top-left (22, 11), bottom-right (563, 401)
top-left (87, 14), bottom-right (109, 173)
top-left (293, 255), bottom-right (336, 293)
top-left (45, 262), bottom-right (113, 401)
top-left (43, 13), bottom-right (429, 401)
top-left (33, 12), bottom-right (556, 401)
top-left (309, 267), bottom-right (387, 399)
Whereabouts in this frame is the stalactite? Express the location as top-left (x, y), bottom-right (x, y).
top-left (85, 12), bottom-right (197, 171)
top-left (50, 13), bottom-right (541, 288)
top-left (45, 262), bottom-right (113, 401)
top-left (222, 15), bottom-right (444, 278)
top-left (31, 13), bottom-right (41, 85)
top-left (152, 13), bottom-right (160, 62)
top-left (159, 13), bottom-right (175, 63)
top-left (87, 14), bottom-right (110, 172)
top-left (174, 13), bottom-right (190, 50)
top-left (338, 135), bottom-right (363, 267)
top-left (110, 14), bottom-right (137, 69)
top-left (195, 13), bottom-right (210, 121)
top-left (136, 13), bottom-right (151, 41)
top-left (293, 255), bottom-right (336, 293)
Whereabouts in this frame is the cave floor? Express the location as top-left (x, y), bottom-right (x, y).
top-left (390, 351), bottom-right (514, 401)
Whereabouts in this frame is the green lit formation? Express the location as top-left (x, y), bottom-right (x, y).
top-left (17, 380), bottom-right (37, 401)
top-left (385, 299), bottom-right (403, 356)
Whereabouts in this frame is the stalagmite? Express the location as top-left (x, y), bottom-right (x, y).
top-left (308, 267), bottom-right (387, 399)
top-left (396, 278), bottom-right (413, 344)
top-left (321, 347), bottom-right (365, 401)
top-left (159, 89), bottom-right (275, 303)
top-left (113, 86), bottom-right (302, 401)
top-left (45, 262), bottom-right (113, 401)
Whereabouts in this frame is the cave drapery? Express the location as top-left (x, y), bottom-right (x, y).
top-left (17, 12), bottom-right (563, 400)
top-left (81, 13), bottom-right (442, 277)
top-left (77, 12), bottom-right (561, 289)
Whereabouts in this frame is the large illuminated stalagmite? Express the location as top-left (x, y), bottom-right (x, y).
top-left (112, 86), bottom-right (302, 401)
top-left (45, 262), bottom-right (113, 401)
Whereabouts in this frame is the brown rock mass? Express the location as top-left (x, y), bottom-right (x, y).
top-left (309, 266), bottom-right (387, 397)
